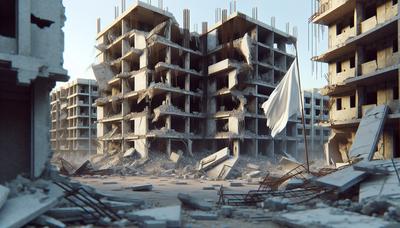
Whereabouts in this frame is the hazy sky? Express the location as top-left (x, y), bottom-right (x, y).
top-left (62, 0), bottom-right (327, 89)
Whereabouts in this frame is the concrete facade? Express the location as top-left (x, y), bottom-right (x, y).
top-left (0, 0), bottom-right (68, 183)
top-left (297, 89), bottom-right (330, 160)
top-left (50, 79), bottom-right (98, 155)
top-left (312, 0), bottom-right (400, 164)
top-left (94, 2), bottom-right (298, 160)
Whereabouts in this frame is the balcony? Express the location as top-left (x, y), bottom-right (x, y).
top-left (331, 67), bottom-right (356, 85)
top-left (361, 16), bottom-right (378, 34)
top-left (329, 27), bottom-right (356, 49)
top-left (311, 0), bottom-right (354, 25)
top-left (361, 60), bottom-right (378, 75)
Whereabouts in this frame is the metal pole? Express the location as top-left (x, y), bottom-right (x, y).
top-left (294, 42), bottom-right (310, 173)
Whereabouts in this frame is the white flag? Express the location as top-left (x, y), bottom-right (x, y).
top-left (262, 59), bottom-right (301, 138)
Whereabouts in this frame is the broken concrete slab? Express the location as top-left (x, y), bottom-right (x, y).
top-left (93, 190), bottom-right (145, 206)
top-left (191, 211), bottom-right (218, 220)
top-left (0, 185), bottom-right (10, 210)
top-left (73, 160), bottom-right (93, 175)
top-left (198, 147), bottom-right (230, 171)
top-left (354, 159), bottom-right (400, 175)
top-left (315, 166), bottom-right (368, 192)
top-left (177, 193), bottom-right (212, 211)
top-left (206, 156), bottom-right (239, 180)
top-left (0, 183), bottom-right (64, 228)
top-left (262, 197), bottom-right (289, 211)
top-left (126, 184), bottom-right (153, 191)
top-left (126, 205), bottom-right (181, 228)
top-left (32, 215), bottom-right (66, 228)
top-left (359, 173), bottom-right (400, 203)
top-left (348, 105), bottom-right (388, 161)
top-left (274, 207), bottom-right (394, 228)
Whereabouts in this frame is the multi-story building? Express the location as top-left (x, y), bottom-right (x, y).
top-left (311, 0), bottom-right (400, 163)
top-left (297, 89), bottom-right (330, 160)
top-left (50, 79), bottom-right (98, 155)
top-left (93, 1), bottom-right (298, 159)
top-left (0, 0), bottom-right (68, 182)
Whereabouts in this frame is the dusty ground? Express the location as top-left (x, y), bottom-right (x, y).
top-left (74, 175), bottom-right (283, 228)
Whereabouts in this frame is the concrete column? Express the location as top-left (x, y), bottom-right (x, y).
top-left (31, 78), bottom-right (54, 178)
top-left (18, 0), bottom-right (31, 55)
top-left (355, 2), bottom-right (364, 36)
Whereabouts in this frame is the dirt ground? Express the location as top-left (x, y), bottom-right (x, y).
top-left (74, 175), bottom-right (283, 228)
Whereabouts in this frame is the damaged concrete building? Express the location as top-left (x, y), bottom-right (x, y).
top-left (50, 79), bottom-right (98, 156)
top-left (93, 2), bottom-right (298, 159)
top-left (0, 0), bottom-right (68, 182)
top-left (312, 0), bottom-right (400, 164)
top-left (297, 89), bottom-right (330, 160)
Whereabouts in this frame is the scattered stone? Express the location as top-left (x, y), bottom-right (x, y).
top-left (191, 211), bottom-right (218, 220)
top-left (162, 162), bottom-right (176, 170)
top-left (230, 182), bottom-right (243, 187)
top-left (262, 197), bottom-right (289, 211)
top-left (126, 184), bottom-right (153, 192)
top-left (177, 193), bottom-right (212, 211)
top-left (361, 198), bottom-right (394, 216)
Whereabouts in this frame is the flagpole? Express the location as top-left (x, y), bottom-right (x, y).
top-left (294, 42), bottom-right (310, 173)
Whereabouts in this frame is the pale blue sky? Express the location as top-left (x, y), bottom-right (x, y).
top-left (63, 0), bottom-right (327, 89)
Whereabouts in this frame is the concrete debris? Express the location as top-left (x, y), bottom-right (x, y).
top-left (359, 173), bottom-right (400, 203)
top-left (279, 156), bottom-right (302, 172)
top-left (348, 105), bottom-right (389, 161)
top-left (123, 148), bottom-right (136, 158)
top-left (126, 205), bottom-right (181, 228)
top-left (143, 220), bottom-right (167, 228)
top-left (206, 156), bottom-right (239, 180)
top-left (274, 207), bottom-right (394, 228)
top-left (126, 184), bottom-right (153, 192)
top-left (262, 197), bottom-right (289, 211)
top-left (0, 183), bottom-right (64, 228)
top-left (177, 193), bottom-right (213, 211)
top-left (191, 211), bottom-right (218, 220)
top-left (169, 151), bottom-right (181, 164)
top-left (220, 206), bottom-right (234, 218)
top-left (354, 159), bottom-right (400, 175)
top-left (246, 163), bottom-right (260, 170)
top-left (0, 185), bottom-right (10, 211)
top-left (315, 166), bottom-right (368, 192)
top-left (92, 63), bottom-right (114, 91)
top-left (198, 147), bottom-right (230, 171)
top-left (230, 182), bottom-right (243, 187)
top-left (246, 170), bottom-right (261, 178)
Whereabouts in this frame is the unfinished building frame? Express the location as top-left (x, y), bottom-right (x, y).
top-left (297, 89), bottom-right (330, 160)
top-left (50, 79), bottom-right (98, 155)
top-left (312, 0), bottom-right (400, 163)
top-left (94, 1), bottom-right (298, 159)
